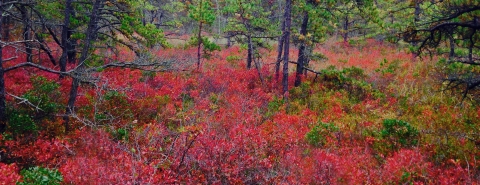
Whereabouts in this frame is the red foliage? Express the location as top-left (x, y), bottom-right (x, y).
top-left (0, 163), bottom-right (21, 185)
top-left (2, 136), bottom-right (65, 168)
top-left (59, 129), bottom-right (177, 184)
top-left (2, 41), bottom-right (478, 184)
top-left (381, 149), bottom-right (432, 183)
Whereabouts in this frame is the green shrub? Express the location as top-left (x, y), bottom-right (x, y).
top-left (289, 82), bottom-right (311, 104)
top-left (18, 167), bottom-right (63, 185)
top-left (98, 90), bottom-right (133, 124)
top-left (7, 77), bottom-right (61, 136)
top-left (111, 127), bottom-right (129, 141)
top-left (226, 55), bottom-right (242, 62)
top-left (265, 96), bottom-right (284, 118)
top-left (347, 39), bottom-right (367, 46)
top-left (320, 66), bottom-right (372, 101)
top-left (140, 71), bottom-right (156, 82)
top-left (180, 93), bottom-right (195, 111)
top-left (305, 122), bottom-right (339, 147)
top-left (310, 52), bottom-right (327, 61)
top-left (381, 119), bottom-right (419, 149)
top-left (7, 110), bottom-right (37, 136)
top-left (375, 59), bottom-right (400, 75)
top-left (23, 77), bottom-right (61, 116)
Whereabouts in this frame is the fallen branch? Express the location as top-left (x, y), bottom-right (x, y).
top-left (7, 93), bottom-right (43, 112)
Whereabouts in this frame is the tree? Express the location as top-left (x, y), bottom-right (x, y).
top-left (63, 0), bottom-right (103, 131)
top-left (292, 0), bottom-right (335, 87)
top-left (275, 10), bottom-right (285, 81)
top-left (0, 3), bottom-right (6, 132)
top-left (59, 0), bottom-right (75, 77)
top-left (294, 9), bottom-right (308, 87)
top-left (223, 0), bottom-right (279, 69)
top-left (0, 0), bottom-right (170, 133)
top-left (404, 1), bottom-right (480, 99)
top-left (188, 0), bottom-right (216, 70)
top-left (282, 0), bottom-right (292, 98)
top-left (60, 0), bottom-right (170, 130)
top-left (334, 0), bottom-right (377, 43)
top-left (376, 0), bottom-right (427, 43)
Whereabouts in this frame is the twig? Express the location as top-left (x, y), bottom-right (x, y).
top-left (7, 92), bottom-right (43, 112)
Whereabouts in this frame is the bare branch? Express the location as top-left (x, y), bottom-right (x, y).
top-left (7, 93), bottom-right (43, 112)
top-left (288, 60), bottom-right (322, 75)
top-left (3, 56), bottom-right (18, 62)
top-left (4, 62), bottom-right (71, 75)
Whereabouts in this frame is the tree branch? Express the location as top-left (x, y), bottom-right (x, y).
top-left (288, 60), bottom-right (322, 75)
top-left (4, 62), bottom-right (71, 75)
top-left (7, 93), bottom-right (43, 112)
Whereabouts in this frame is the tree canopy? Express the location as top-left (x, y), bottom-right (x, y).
top-left (404, 0), bottom-right (480, 99)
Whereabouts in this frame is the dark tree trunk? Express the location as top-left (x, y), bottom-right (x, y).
top-left (196, 0), bottom-right (203, 70)
top-left (196, 21), bottom-right (203, 70)
top-left (33, 30), bottom-right (57, 65)
top-left (0, 10), bottom-right (6, 133)
top-left (295, 11), bottom-right (308, 87)
top-left (449, 34), bottom-right (455, 59)
top-left (275, 18), bottom-right (286, 81)
top-left (142, 9), bottom-right (146, 26)
top-left (60, 0), bottom-right (73, 77)
top-left (469, 37), bottom-right (473, 63)
top-left (63, 0), bottom-right (103, 132)
top-left (343, 15), bottom-right (348, 43)
top-left (413, 0), bottom-right (421, 47)
top-left (156, 12), bottom-right (164, 28)
top-left (66, 0), bottom-right (76, 64)
top-left (20, 5), bottom-right (32, 63)
top-left (247, 34), bottom-right (253, 69)
top-left (226, 34), bottom-right (231, 48)
top-left (414, 0), bottom-right (421, 24)
top-left (2, 15), bottom-right (9, 41)
top-left (248, 34), bottom-right (264, 84)
top-left (282, 0), bottom-right (292, 97)
top-left (150, 10), bottom-right (157, 24)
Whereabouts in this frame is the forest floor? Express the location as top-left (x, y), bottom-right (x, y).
top-left (1, 39), bottom-right (479, 184)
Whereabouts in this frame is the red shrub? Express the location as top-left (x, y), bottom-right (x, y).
top-left (0, 163), bottom-right (21, 185)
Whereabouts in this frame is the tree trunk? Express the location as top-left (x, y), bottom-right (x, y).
top-left (196, 0), bottom-right (204, 70)
top-left (60, 0), bottom-right (72, 77)
top-left (413, 0), bottom-right (421, 47)
top-left (247, 34), bottom-right (253, 69)
top-left (295, 11), bottom-right (308, 87)
top-left (414, 0), bottom-right (421, 24)
top-left (20, 5), bottom-right (32, 63)
top-left (343, 15), bottom-right (348, 43)
top-left (248, 34), bottom-right (264, 84)
top-left (275, 18), bottom-right (286, 81)
top-left (197, 21), bottom-right (203, 70)
top-left (33, 31), bottom-right (57, 66)
top-left (226, 35), bottom-right (231, 48)
top-left (282, 0), bottom-right (292, 98)
top-left (0, 10), bottom-right (6, 133)
top-left (63, 0), bottom-right (103, 132)
top-left (2, 15), bottom-right (9, 41)
top-left (449, 34), bottom-right (455, 59)
top-left (142, 9), bottom-right (146, 26)
top-left (469, 38), bottom-right (473, 63)
top-left (66, 0), bottom-right (76, 64)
